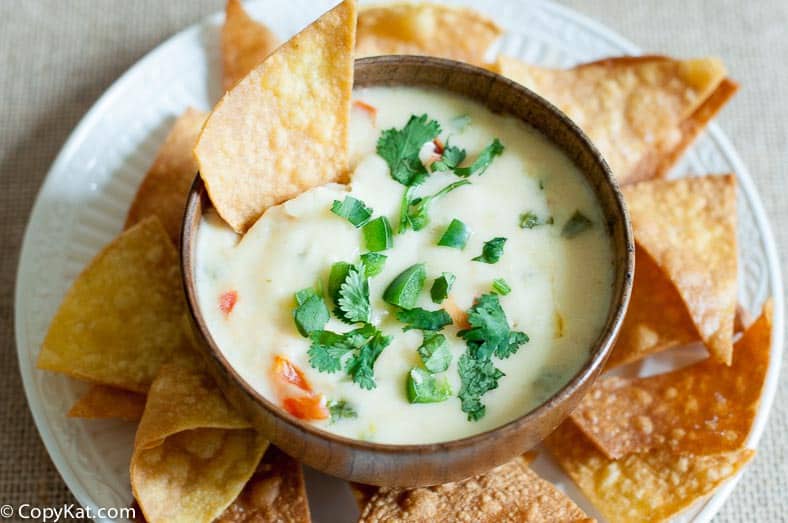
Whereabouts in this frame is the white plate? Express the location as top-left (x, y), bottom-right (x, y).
top-left (14, 1), bottom-right (784, 521)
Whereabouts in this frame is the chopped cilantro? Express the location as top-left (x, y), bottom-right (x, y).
top-left (454, 138), bottom-right (504, 177)
top-left (431, 143), bottom-right (467, 172)
top-left (360, 252), bottom-right (387, 277)
top-left (401, 179), bottom-right (471, 232)
top-left (330, 196), bottom-right (372, 227)
top-left (376, 114), bottom-right (441, 187)
top-left (519, 211), bottom-right (553, 229)
top-left (396, 307), bottom-right (452, 331)
top-left (383, 264), bottom-right (426, 309)
top-left (363, 216), bottom-right (393, 252)
top-left (337, 265), bottom-right (370, 324)
top-left (450, 114), bottom-right (472, 132)
top-left (437, 219), bottom-right (470, 249)
top-left (292, 287), bottom-right (330, 337)
top-left (430, 272), bottom-right (455, 304)
top-left (457, 354), bottom-right (505, 421)
top-left (562, 211), bottom-right (593, 238)
top-left (491, 278), bottom-right (511, 296)
top-left (472, 237), bottom-right (507, 264)
top-left (418, 332), bottom-right (452, 373)
top-left (328, 262), bottom-right (351, 306)
top-left (308, 324), bottom-right (391, 389)
top-left (328, 400), bottom-right (357, 423)
top-left (407, 368), bottom-right (452, 404)
top-left (458, 293), bottom-right (528, 361)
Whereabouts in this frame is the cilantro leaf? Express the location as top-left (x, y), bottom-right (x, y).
top-left (328, 400), bottom-right (357, 423)
top-left (431, 143), bottom-right (466, 172)
top-left (401, 179), bottom-right (470, 232)
top-left (430, 272), bottom-right (456, 304)
top-left (308, 325), bottom-right (391, 390)
top-left (345, 329), bottom-right (391, 390)
top-left (418, 332), bottom-right (452, 373)
top-left (454, 138), bottom-right (504, 177)
top-left (307, 330), bottom-right (355, 372)
top-left (292, 287), bottom-right (330, 337)
top-left (458, 354), bottom-right (505, 421)
top-left (458, 293), bottom-right (528, 361)
top-left (396, 307), bottom-right (452, 331)
top-left (472, 237), bottom-right (507, 264)
top-left (562, 211), bottom-right (593, 238)
top-left (330, 196), bottom-right (373, 227)
top-left (377, 114), bottom-right (441, 187)
top-left (337, 265), bottom-right (370, 323)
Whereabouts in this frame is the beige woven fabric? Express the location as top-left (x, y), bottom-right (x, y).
top-left (0, 1), bottom-right (784, 521)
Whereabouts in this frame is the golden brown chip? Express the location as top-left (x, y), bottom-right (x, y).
top-left (38, 217), bottom-right (188, 393)
top-left (607, 246), bottom-right (699, 367)
top-left (544, 421), bottom-right (754, 523)
top-left (492, 55), bottom-right (729, 184)
top-left (217, 446), bottom-right (311, 523)
top-left (221, 0), bottom-right (279, 90)
top-left (573, 300), bottom-right (771, 459)
top-left (356, 3), bottom-right (501, 65)
top-left (195, 0), bottom-right (356, 232)
top-left (131, 364), bottom-right (268, 523)
top-left (358, 455), bottom-right (590, 522)
top-left (68, 385), bottom-right (146, 422)
top-left (124, 108), bottom-right (206, 243)
top-left (623, 174), bottom-right (738, 364)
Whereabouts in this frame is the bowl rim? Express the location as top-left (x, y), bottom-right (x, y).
top-left (180, 55), bottom-right (634, 455)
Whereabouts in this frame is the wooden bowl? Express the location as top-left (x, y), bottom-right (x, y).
top-left (181, 55), bottom-right (634, 487)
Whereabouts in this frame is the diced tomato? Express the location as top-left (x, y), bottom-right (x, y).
top-left (433, 137), bottom-right (445, 155)
top-left (272, 355), bottom-right (312, 393)
top-left (282, 395), bottom-right (329, 420)
top-left (219, 290), bottom-right (238, 316)
top-left (443, 295), bottom-right (470, 329)
top-left (353, 100), bottom-right (377, 122)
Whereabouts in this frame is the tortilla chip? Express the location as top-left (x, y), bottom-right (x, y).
top-left (221, 0), bottom-right (279, 90)
top-left (623, 175), bottom-right (738, 364)
top-left (124, 109), bottom-right (206, 243)
top-left (38, 217), bottom-right (188, 393)
top-left (358, 455), bottom-right (590, 522)
top-left (492, 55), bottom-right (729, 184)
top-left (217, 446), bottom-right (311, 523)
top-left (131, 364), bottom-right (268, 523)
top-left (350, 482), bottom-right (378, 511)
top-left (544, 421), bottom-right (754, 523)
top-left (68, 385), bottom-right (146, 422)
top-left (195, 0), bottom-right (356, 232)
top-left (573, 300), bottom-right (771, 459)
top-left (356, 3), bottom-right (501, 65)
top-left (607, 246), bottom-right (699, 367)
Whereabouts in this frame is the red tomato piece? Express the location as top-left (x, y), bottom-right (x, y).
top-left (433, 137), bottom-right (445, 155)
top-left (272, 355), bottom-right (312, 393)
top-left (353, 100), bottom-right (377, 121)
top-left (219, 290), bottom-right (238, 316)
top-left (282, 395), bottom-right (329, 420)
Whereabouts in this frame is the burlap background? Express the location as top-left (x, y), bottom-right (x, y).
top-left (1, 1), bottom-right (785, 521)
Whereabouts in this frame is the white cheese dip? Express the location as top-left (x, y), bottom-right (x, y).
top-left (195, 86), bottom-right (614, 444)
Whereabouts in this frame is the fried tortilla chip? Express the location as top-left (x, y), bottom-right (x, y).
top-left (492, 55), bottom-right (730, 184)
top-left (221, 0), bottom-right (279, 90)
top-left (356, 3), bottom-right (501, 65)
top-left (217, 446), bottom-right (311, 523)
top-left (607, 246), bottom-right (699, 367)
top-left (573, 300), bottom-right (771, 459)
top-left (195, 0), bottom-right (356, 232)
top-left (131, 364), bottom-right (268, 523)
top-left (358, 455), bottom-right (590, 522)
top-left (68, 385), bottom-right (146, 422)
top-left (545, 421), bottom-right (754, 523)
top-left (623, 174), bottom-right (738, 364)
top-left (125, 109), bottom-right (206, 243)
top-left (38, 217), bottom-right (188, 393)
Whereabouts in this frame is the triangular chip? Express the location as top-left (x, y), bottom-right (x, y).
top-left (573, 300), bottom-right (771, 459)
top-left (131, 364), bottom-right (268, 523)
top-left (358, 455), bottom-right (590, 522)
top-left (356, 3), bottom-right (501, 65)
top-left (623, 174), bottom-right (738, 364)
top-left (125, 108), bottom-right (206, 243)
top-left (221, 0), bottom-right (279, 90)
top-left (38, 216), bottom-right (188, 393)
top-left (607, 246), bottom-right (699, 367)
top-left (195, 0), bottom-right (357, 232)
top-left (544, 421), bottom-right (754, 523)
top-left (216, 446), bottom-right (311, 523)
top-left (492, 55), bottom-right (730, 184)
top-left (68, 385), bottom-right (146, 422)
